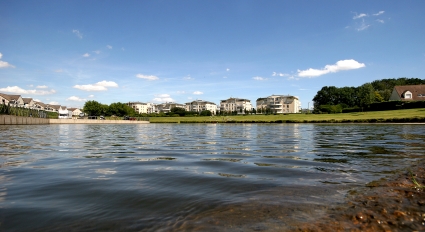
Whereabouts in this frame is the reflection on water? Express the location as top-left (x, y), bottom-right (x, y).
top-left (0, 124), bottom-right (424, 231)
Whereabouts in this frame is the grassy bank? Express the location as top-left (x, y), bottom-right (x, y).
top-left (149, 108), bottom-right (425, 123)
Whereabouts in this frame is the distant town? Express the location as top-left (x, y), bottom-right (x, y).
top-left (0, 92), bottom-right (302, 118)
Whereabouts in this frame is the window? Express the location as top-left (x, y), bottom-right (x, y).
top-left (405, 93), bottom-right (412, 99)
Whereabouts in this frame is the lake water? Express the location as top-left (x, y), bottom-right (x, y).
top-left (0, 124), bottom-right (424, 231)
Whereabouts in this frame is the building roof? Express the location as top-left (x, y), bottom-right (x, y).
top-left (23, 98), bottom-right (33, 104)
top-left (393, 85), bottom-right (425, 101)
top-left (0, 93), bottom-right (22, 101)
top-left (220, 97), bottom-right (251, 102)
top-left (34, 101), bottom-right (47, 107)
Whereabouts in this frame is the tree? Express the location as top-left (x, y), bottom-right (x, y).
top-left (108, 102), bottom-right (135, 117)
top-left (83, 100), bottom-right (104, 116)
top-left (200, 110), bottom-right (212, 116)
top-left (170, 107), bottom-right (186, 116)
top-left (358, 83), bottom-right (375, 111)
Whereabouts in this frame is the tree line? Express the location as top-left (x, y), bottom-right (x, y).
top-left (313, 77), bottom-right (425, 113)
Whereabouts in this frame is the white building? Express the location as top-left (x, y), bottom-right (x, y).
top-left (185, 100), bottom-right (217, 115)
top-left (220, 98), bottom-right (252, 114)
top-left (155, 102), bottom-right (185, 114)
top-left (58, 106), bottom-right (72, 119)
top-left (126, 102), bottom-right (156, 114)
top-left (0, 93), bottom-right (24, 107)
top-left (256, 95), bottom-right (301, 114)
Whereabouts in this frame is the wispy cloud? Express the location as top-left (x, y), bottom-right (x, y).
top-left (193, 91), bottom-right (203, 95)
top-left (353, 13), bottom-right (367, 19)
top-left (253, 76), bottom-right (267, 81)
top-left (36, 85), bottom-right (48, 89)
top-left (67, 96), bottom-right (87, 102)
top-left (106, 45), bottom-right (112, 49)
top-left (183, 75), bottom-right (193, 80)
top-left (72, 29), bottom-right (83, 39)
top-left (153, 94), bottom-right (174, 103)
top-left (373, 11), bottom-right (385, 16)
top-left (297, 59), bottom-right (365, 78)
top-left (0, 53), bottom-right (15, 68)
top-left (73, 80), bottom-right (119, 91)
top-left (136, 74), bottom-right (159, 80)
top-left (0, 86), bottom-right (56, 95)
top-left (226, 68), bottom-right (230, 71)
top-left (54, 69), bottom-right (63, 73)
top-left (93, 50), bottom-right (101, 54)
top-left (357, 19), bottom-right (370, 31)
top-left (376, 19), bottom-right (385, 23)
top-left (272, 72), bottom-right (289, 77)
top-left (82, 53), bottom-right (90, 57)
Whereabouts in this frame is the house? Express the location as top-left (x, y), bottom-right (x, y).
top-left (23, 98), bottom-right (35, 109)
top-left (67, 108), bottom-right (83, 117)
top-left (45, 104), bottom-right (61, 112)
top-left (185, 100), bottom-right (217, 115)
top-left (155, 102), bottom-right (185, 113)
top-left (389, 85), bottom-right (425, 101)
top-left (220, 98), bottom-right (252, 114)
top-left (256, 95), bottom-right (301, 114)
top-left (34, 101), bottom-right (47, 111)
top-left (126, 102), bottom-right (155, 114)
top-left (0, 93), bottom-right (24, 106)
top-left (58, 106), bottom-right (72, 119)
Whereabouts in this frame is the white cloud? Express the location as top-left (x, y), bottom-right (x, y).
top-left (88, 95), bottom-right (94, 98)
top-left (253, 76), bottom-right (267, 81)
top-left (272, 72), bottom-right (289, 77)
top-left (183, 75), bottom-right (193, 80)
top-left (67, 96), bottom-right (87, 102)
top-left (297, 59), bottom-right (365, 78)
top-left (34, 99), bottom-right (41, 102)
top-left (83, 53), bottom-right (90, 57)
top-left (106, 45), bottom-right (112, 49)
top-left (95, 80), bottom-right (118, 87)
top-left (153, 94), bottom-right (174, 103)
top-left (226, 68), bottom-right (230, 71)
top-left (0, 53), bottom-right (15, 68)
top-left (353, 13), bottom-right (367, 19)
top-left (36, 85), bottom-right (48, 89)
top-left (49, 101), bottom-right (59, 105)
top-left (373, 11), bottom-right (385, 16)
top-left (73, 84), bottom-right (107, 91)
top-left (73, 80), bottom-right (118, 91)
top-left (72, 29), bottom-right (83, 39)
top-left (193, 91), bottom-right (203, 95)
top-left (0, 86), bottom-right (56, 95)
top-left (136, 74), bottom-right (159, 80)
top-left (376, 19), bottom-right (384, 23)
top-left (93, 50), bottom-right (101, 54)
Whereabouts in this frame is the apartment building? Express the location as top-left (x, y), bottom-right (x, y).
top-left (155, 102), bottom-right (185, 114)
top-left (220, 97), bottom-right (252, 114)
top-left (256, 95), bottom-right (301, 114)
top-left (185, 100), bottom-right (217, 115)
top-left (126, 102), bottom-right (156, 114)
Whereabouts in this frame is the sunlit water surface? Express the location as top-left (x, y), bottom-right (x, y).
top-left (0, 124), bottom-right (424, 231)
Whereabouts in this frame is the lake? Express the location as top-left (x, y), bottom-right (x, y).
top-left (0, 124), bottom-right (424, 231)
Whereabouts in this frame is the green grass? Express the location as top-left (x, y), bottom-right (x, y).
top-left (149, 108), bottom-right (425, 123)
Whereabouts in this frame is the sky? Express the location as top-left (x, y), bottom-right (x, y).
top-left (1, 0), bottom-right (424, 109)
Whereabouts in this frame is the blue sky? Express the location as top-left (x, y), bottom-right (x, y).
top-left (1, 0), bottom-right (424, 109)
